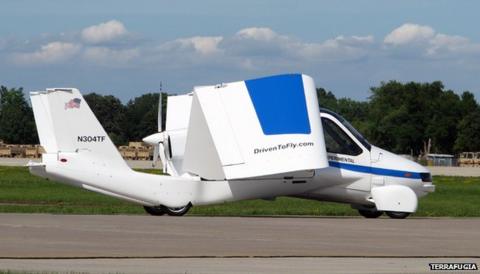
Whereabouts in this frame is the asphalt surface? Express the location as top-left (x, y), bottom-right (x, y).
top-left (0, 214), bottom-right (479, 273)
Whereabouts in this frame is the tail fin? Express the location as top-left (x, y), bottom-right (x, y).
top-left (30, 88), bottom-right (128, 170)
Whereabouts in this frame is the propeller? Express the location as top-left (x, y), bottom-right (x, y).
top-left (158, 90), bottom-right (163, 132)
top-left (142, 92), bottom-right (167, 171)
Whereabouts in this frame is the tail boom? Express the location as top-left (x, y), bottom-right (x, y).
top-left (29, 85), bottom-right (329, 209)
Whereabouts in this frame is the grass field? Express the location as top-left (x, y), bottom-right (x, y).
top-left (0, 166), bottom-right (479, 217)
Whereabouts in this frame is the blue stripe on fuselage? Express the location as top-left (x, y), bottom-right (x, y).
top-left (328, 161), bottom-right (422, 179)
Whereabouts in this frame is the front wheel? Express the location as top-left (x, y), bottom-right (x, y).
top-left (161, 203), bottom-right (192, 216)
top-left (358, 209), bottom-right (383, 218)
top-left (385, 211), bottom-right (410, 219)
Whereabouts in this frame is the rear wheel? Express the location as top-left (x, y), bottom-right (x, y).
top-left (358, 209), bottom-right (383, 218)
top-left (385, 211), bottom-right (410, 219)
top-left (162, 203), bottom-right (192, 216)
top-left (143, 205), bottom-right (165, 216)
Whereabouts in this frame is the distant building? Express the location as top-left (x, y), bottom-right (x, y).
top-left (426, 154), bottom-right (455, 166)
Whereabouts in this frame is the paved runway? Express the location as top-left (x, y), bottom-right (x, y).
top-left (0, 214), bottom-right (479, 273)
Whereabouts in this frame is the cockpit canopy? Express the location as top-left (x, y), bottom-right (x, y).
top-left (320, 108), bottom-right (371, 151)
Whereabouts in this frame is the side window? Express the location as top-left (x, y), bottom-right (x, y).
top-left (322, 117), bottom-right (363, 156)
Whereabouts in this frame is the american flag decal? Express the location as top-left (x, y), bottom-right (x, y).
top-left (65, 98), bottom-right (81, 110)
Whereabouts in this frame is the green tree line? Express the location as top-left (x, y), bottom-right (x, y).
top-left (317, 81), bottom-right (480, 155)
top-left (1, 81), bottom-right (479, 155)
top-left (0, 86), bottom-right (167, 146)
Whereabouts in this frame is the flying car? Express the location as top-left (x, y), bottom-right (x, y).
top-left (28, 74), bottom-right (434, 218)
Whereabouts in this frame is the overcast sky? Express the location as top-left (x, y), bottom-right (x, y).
top-left (1, 0), bottom-right (479, 102)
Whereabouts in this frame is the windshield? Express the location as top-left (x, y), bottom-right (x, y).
top-left (320, 108), bottom-right (371, 151)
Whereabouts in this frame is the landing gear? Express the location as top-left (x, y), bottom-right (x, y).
top-left (385, 211), bottom-right (410, 219)
top-left (143, 205), bottom-right (165, 216)
top-left (143, 203), bottom-right (192, 216)
top-left (358, 209), bottom-right (383, 218)
top-left (162, 204), bottom-right (192, 216)
top-left (357, 209), bottom-right (410, 219)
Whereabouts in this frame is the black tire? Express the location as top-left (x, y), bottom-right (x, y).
top-left (385, 211), bottom-right (410, 219)
top-left (162, 203), bottom-right (192, 216)
top-left (143, 205), bottom-right (165, 216)
top-left (358, 209), bottom-right (383, 218)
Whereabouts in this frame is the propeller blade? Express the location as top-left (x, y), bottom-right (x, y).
top-left (158, 93), bottom-right (162, 132)
top-left (152, 144), bottom-right (159, 167)
top-left (158, 142), bottom-right (167, 173)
